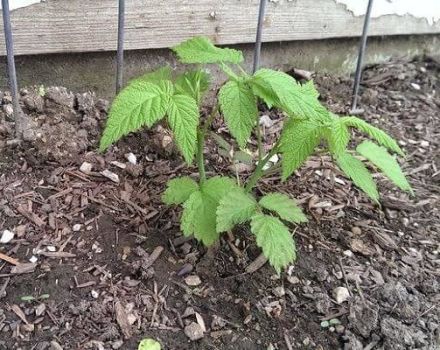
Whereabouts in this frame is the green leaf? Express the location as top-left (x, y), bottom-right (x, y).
top-left (259, 193), bottom-right (308, 224)
top-left (336, 152), bottom-right (379, 203)
top-left (327, 116), bottom-right (350, 155)
top-left (356, 141), bottom-right (413, 194)
top-left (167, 94), bottom-right (199, 164)
top-left (251, 69), bottom-right (327, 120)
top-left (216, 190), bottom-right (258, 232)
top-left (172, 36), bottom-right (244, 64)
top-left (181, 177), bottom-right (237, 246)
top-left (175, 69), bottom-right (210, 104)
top-left (233, 151), bottom-right (254, 165)
top-left (250, 214), bottom-right (296, 274)
top-left (341, 116), bottom-right (404, 156)
top-left (202, 176), bottom-right (237, 202)
top-left (280, 119), bottom-right (322, 180)
top-left (100, 80), bottom-right (173, 151)
top-left (162, 177), bottom-right (199, 205)
top-left (301, 80), bottom-right (320, 99)
top-left (138, 338), bottom-right (161, 350)
top-left (132, 66), bottom-right (172, 85)
top-left (219, 80), bottom-right (258, 148)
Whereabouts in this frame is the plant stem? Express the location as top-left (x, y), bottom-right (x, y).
top-left (196, 129), bottom-right (206, 184)
top-left (245, 140), bottom-right (280, 193)
top-left (197, 104), bottom-right (220, 185)
top-left (255, 118), bottom-right (264, 162)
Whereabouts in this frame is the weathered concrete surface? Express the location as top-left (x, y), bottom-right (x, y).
top-left (1, 34), bottom-right (439, 99)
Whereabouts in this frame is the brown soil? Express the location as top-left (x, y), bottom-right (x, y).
top-left (0, 57), bottom-right (439, 350)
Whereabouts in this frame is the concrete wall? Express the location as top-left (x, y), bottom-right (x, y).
top-left (1, 34), bottom-right (438, 99)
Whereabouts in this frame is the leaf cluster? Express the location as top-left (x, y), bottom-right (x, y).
top-left (100, 36), bottom-right (412, 273)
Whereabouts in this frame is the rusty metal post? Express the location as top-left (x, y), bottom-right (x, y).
top-left (351, 0), bottom-right (374, 113)
top-left (253, 0), bottom-right (267, 74)
top-left (116, 0), bottom-right (125, 93)
top-left (1, 0), bottom-right (20, 121)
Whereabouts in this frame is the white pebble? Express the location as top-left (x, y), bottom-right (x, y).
top-left (185, 275), bottom-right (202, 286)
top-left (0, 230), bottom-right (14, 244)
top-left (91, 290), bottom-right (99, 299)
top-left (410, 83), bottom-right (421, 90)
top-left (79, 162), bottom-right (93, 174)
top-left (420, 140), bottom-right (429, 148)
top-left (47, 246), bottom-right (56, 252)
top-left (29, 256), bottom-right (38, 263)
top-left (72, 224), bottom-right (82, 232)
top-left (333, 286), bottom-right (350, 304)
top-left (268, 154), bottom-right (279, 164)
top-left (343, 250), bottom-right (353, 258)
top-left (125, 152), bottom-right (137, 165)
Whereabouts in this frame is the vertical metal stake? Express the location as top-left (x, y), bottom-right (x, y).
top-left (253, 0), bottom-right (266, 74)
top-left (351, 0), bottom-right (374, 112)
top-left (1, 0), bottom-right (20, 121)
top-left (116, 0), bottom-right (125, 93)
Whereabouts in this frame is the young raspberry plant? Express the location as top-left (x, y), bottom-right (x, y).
top-left (100, 37), bottom-right (412, 274)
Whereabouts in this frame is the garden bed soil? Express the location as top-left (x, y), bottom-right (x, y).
top-left (0, 57), bottom-right (439, 350)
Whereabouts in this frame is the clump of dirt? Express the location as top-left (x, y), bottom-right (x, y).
top-left (0, 86), bottom-right (108, 164)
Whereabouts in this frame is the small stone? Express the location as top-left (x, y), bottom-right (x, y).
top-left (79, 162), bottom-right (93, 174)
top-left (91, 290), bottom-right (99, 298)
top-left (259, 115), bottom-right (274, 128)
top-left (125, 152), bottom-right (137, 165)
top-left (268, 154), bottom-right (279, 164)
top-left (303, 337), bottom-right (310, 346)
top-left (410, 82), bottom-right (421, 90)
top-left (2, 104), bottom-right (14, 117)
top-left (273, 286), bottom-right (285, 297)
top-left (184, 322), bottom-right (204, 341)
top-left (29, 256), bottom-right (38, 263)
top-left (0, 229), bottom-right (14, 243)
top-left (287, 276), bottom-right (300, 285)
top-left (35, 303), bottom-right (46, 316)
top-left (47, 246), bottom-right (56, 252)
top-left (420, 140), bottom-right (429, 148)
top-left (112, 340), bottom-right (124, 349)
top-left (351, 226), bottom-right (362, 235)
top-left (101, 170), bottom-right (120, 183)
top-left (343, 250), bottom-right (354, 258)
top-left (185, 275), bottom-right (202, 286)
top-left (72, 224), bottom-right (82, 232)
top-left (333, 287), bottom-right (350, 304)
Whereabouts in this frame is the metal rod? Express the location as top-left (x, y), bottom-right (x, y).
top-left (351, 0), bottom-right (374, 112)
top-left (1, 0), bottom-right (20, 120)
top-left (116, 0), bottom-right (125, 93)
top-left (252, 0), bottom-right (266, 74)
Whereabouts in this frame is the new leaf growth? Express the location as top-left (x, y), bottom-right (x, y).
top-left (100, 36), bottom-right (412, 273)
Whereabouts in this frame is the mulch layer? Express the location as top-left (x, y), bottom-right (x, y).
top-left (0, 57), bottom-right (439, 350)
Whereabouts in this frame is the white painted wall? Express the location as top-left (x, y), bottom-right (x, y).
top-left (335, 0), bottom-right (440, 25)
top-left (0, 0), bottom-right (41, 11)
